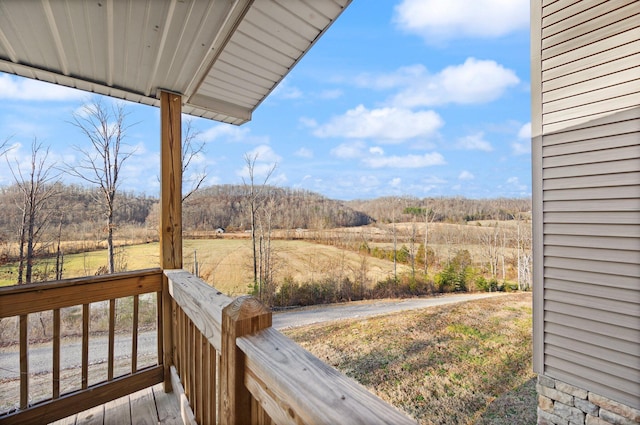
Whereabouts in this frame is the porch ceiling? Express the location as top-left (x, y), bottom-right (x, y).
top-left (0, 0), bottom-right (350, 125)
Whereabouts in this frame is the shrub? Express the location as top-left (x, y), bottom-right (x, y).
top-left (435, 249), bottom-right (473, 292)
top-left (476, 277), bottom-right (501, 292)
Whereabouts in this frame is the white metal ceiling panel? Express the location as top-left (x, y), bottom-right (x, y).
top-left (0, 0), bottom-right (351, 124)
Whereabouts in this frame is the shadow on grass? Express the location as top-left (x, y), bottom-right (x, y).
top-left (474, 377), bottom-right (537, 425)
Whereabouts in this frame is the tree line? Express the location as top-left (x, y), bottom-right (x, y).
top-left (347, 196), bottom-right (531, 224)
top-left (182, 184), bottom-right (373, 231)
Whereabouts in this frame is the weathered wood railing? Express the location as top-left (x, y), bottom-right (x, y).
top-left (165, 269), bottom-right (416, 425)
top-left (0, 269), bottom-right (165, 424)
top-left (0, 268), bottom-right (416, 424)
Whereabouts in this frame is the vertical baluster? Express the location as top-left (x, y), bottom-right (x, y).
top-left (179, 308), bottom-right (186, 392)
top-left (108, 299), bottom-right (115, 381)
top-left (170, 298), bottom-right (177, 372)
top-left (19, 314), bottom-right (28, 409)
top-left (204, 338), bottom-right (215, 425)
top-left (177, 308), bottom-right (184, 386)
top-left (211, 347), bottom-right (222, 423)
top-left (53, 309), bottom-right (60, 399)
top-left (162, 277), bottom-right (174, 392)
top-left (132, 294), bottom-right (139, 374)
top-left (81, 304), bottom-right (89, 389)
top-left (157, 291), bottom-right (163, 369)
top-left (186, 317), bottom-right (193, 407)
top-left (202, 340), bottom-right (209, 425)
top-left (194, 330), bottom-right (202, 423)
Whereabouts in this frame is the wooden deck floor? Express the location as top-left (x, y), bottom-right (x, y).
top-left (49, 384), bottom-right (182, 425)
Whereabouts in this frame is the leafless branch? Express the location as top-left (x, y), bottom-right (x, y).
top-left (65, 98), bottom-right (137, 273)
top-left (181, 119), bottom-right (207, 203)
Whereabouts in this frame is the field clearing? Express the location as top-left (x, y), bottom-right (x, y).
top-left (0, 239), bottom-right (411, 295)
top-left (182, 239), bottom-right (412, 296)
top-left (1, 220), bottom-right (530, 291)
top-left (283, 292), bottom-right (535, 425)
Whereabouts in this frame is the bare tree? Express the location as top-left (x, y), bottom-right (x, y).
top-left (7, 139), bottom-right (60, 283)
top-left (257, 195), bottom-right (278, 304)
top-left (181, 119), bottom-right (207, 203)
top-left (242, 152), bottom-right (277, 296)
top-left (0, 137), bottom-right (14, 156)
top-left (479, 223), bottom-right (501, 279)
top-left (67, 99), bottom-right (136, 274)
top-left (516, 214), bottom-right (532, 290)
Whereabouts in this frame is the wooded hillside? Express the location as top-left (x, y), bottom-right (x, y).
top-left (181, 185), bottom-right (373, 231)
top-left (0, 183), bottom-right (532, 245)
top-left (0, 183), bottom-right (155, 243)
top-left (347, 196), bottom-right (531, 224)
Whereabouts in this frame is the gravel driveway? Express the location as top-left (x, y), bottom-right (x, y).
top-left (273, 292), bottom-right (503, 329)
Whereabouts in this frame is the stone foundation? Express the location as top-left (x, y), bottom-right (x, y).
top-left (537, 375), bottom-right (640, 425)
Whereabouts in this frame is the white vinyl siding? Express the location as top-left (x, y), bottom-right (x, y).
top-left (534, 0), bottom-right (640, 410)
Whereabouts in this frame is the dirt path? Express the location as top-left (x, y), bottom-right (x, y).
top-left (273, 292), bottom-right (504, 330)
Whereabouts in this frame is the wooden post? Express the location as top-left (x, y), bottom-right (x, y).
top-left (160, 90), bottom-right (182, 392)
top-left (220, 296), bottom-right (272, 425)
top-left (159, 90), bottom-right (183, 270)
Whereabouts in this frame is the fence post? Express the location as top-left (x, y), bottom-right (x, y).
top-left (220, 296), bottom-right (272, 424)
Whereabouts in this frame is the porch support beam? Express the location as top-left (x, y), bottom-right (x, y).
top-left (160, 90), bottom-right (182, 393)
top-left (160, 90), bottom-right (183, 270)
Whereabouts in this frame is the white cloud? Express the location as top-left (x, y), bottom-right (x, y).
top-left (512, 142), bottom-right (530, 155)
top-left (518, 122), bottom-right (531, 139)
top-left (201, 124), bottom-right (249, 142)
top-left (314, 105), bottom-right (443, 142)
top-left (271, 79), bottom-right (303, 99)
top-left (458, 170), bottom-right (475, 180)
top-left (512, 122), bottom-right (532, 155)
top-left (389, 177), bottom-right (402, 187)
top-left (394, 0), bottom-right (529, 42)
top-left (355, 65), bottom-right (426, 90)
top-left (506, 176), bottom-right (527, 191)
top-left (330, 141), bottom-right (366, 159)
top-left (201, 124), bottom-right (269, 145)
top-left (270, 172), bottom-right (288, 186)
top-left (294, 147), bottom-right (313, 158)
top-left (359, 175), bottom-right (380, 188)
top-left (457, 132), bottom-right (493, 152)
top-left (299, 117), bottom-right (318, 128)
top-left (0, 74), bottom-right (86, 101)
top-left (390, 58), bottom-right (520, 108)
top-left (363, 152), bottom-right (445, 168)
top-left (319, 89), bottom-right (343, 99)
top-left (369, 146), bottom-right (384, 155)
top-left (245, 145), bottom-right (281, 163)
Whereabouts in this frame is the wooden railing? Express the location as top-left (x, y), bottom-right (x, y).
top-left (165, 269), bottom-right (416, 425)
top-left (0, 269), bottom-right (165, 425)
top-left (0, 269), bottom-right (416, 424)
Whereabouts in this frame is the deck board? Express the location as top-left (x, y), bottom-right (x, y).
top-left (76, 404), bottom-right (103, 425)
top-left (153, 384), bottom-right (183, 424)
top-left (130, 387), bottom-right (158, 425)
top-left (50, 384), bottom-right (182, 425)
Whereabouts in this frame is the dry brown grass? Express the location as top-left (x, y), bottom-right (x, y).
top-left (182, 239), bottom-right (411, 296)
top-left (283, 292), bottom-right (535, 425)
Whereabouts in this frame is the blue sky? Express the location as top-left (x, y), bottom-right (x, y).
top-left (0, 0), bottom-right (531, 201)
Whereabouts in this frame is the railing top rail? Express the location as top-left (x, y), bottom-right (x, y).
top-left (238, 327), bottom-right (418, 425)
top-left (0, 269), bottom-right (163, 317)
top-left (164, 269), bottom-right (233, 352)
top-left (0, 268), bottom-right (162, 295)
top-left (165, 270), bottom-right (416, 424)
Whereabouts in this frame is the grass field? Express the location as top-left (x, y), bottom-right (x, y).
top-left (283, 292), bottom-right (536, 425)
top-left (1, 221), bottom-right (528, 293)
top-left (0, 239), bottom-right (412, 295)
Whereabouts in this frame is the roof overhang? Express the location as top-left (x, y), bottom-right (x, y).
top-left (0, 0), bottom-right (351, 125)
